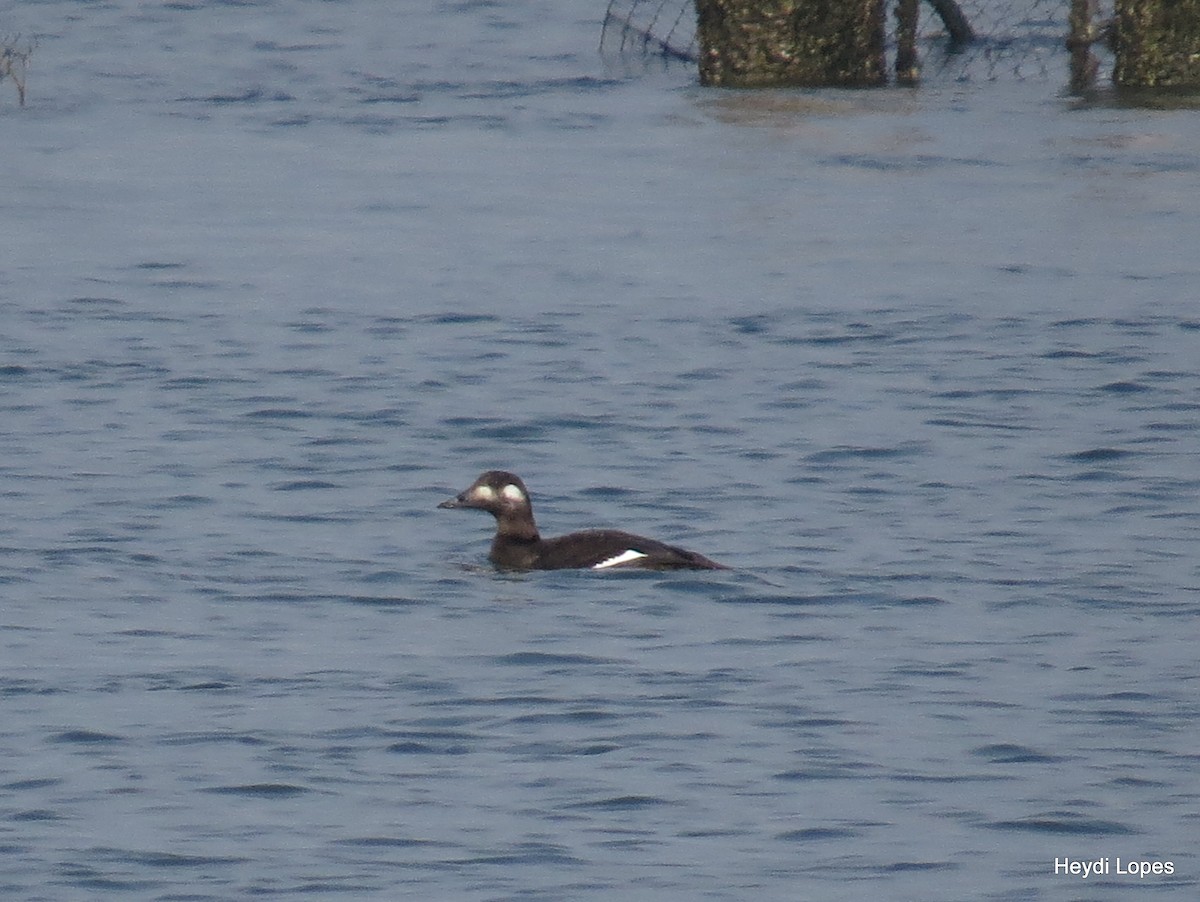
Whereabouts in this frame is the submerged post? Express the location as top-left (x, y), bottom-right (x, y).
top-left (1112, 0), bottom-right (1200, 88)
top-left (695, 0), bottom-right (886, 88)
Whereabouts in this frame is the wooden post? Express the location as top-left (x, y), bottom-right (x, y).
top-left (927, 0), bottom-right (974, 46)
top-left (1113, 0), bottom-right (1200, 88)
top-left (1066, 0), bottom-right (1099, 93)
top-left (695, 0), bottom-right (886, 88)
top-left (895, 0), bottom-right (920, 85)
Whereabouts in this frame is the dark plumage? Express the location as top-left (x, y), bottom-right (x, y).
top-left (438, 471), bottom-right (728, 572)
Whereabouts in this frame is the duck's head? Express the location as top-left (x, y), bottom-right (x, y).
top-left (438, 470), bottom-right (531, 516)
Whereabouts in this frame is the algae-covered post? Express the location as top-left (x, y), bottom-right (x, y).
top-left (695, 0), bottom-right (886, 87)
top-left (1113, 0), bottom-right (1200, 88)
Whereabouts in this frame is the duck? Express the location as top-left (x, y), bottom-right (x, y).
top-left (438, 470), bottom-right (728, 571)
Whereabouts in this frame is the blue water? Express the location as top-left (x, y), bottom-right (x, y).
top-left (3, 1), bottom-right (1199, 899)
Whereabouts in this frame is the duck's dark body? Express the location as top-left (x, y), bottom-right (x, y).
top-left (438, 471), bottom-right (727, 572)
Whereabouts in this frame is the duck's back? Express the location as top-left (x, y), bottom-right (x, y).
top-left (531, 529), bottom-right (727, 571)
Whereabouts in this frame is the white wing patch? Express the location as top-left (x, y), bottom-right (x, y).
top-left (592, 549), bottom-right (649, 570)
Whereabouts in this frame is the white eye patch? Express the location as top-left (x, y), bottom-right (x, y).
top-left (471, 484), bottom-right (497, 502)
top-left (500, 484), bottom-right (526, 502)
top-left (592, 549), bottom-right (648, 569)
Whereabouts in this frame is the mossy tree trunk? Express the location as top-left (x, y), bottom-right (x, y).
top-left (1113, 0), bottom-right (1200, 88)
top-left (695, 0), bottom-right (886, 88)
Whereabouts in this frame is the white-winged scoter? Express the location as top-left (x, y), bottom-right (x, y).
top-left (438, 470), bottom-right (728, 571)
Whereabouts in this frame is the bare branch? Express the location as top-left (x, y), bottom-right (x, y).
top-left (1, 34), bottom-right (36, 107)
